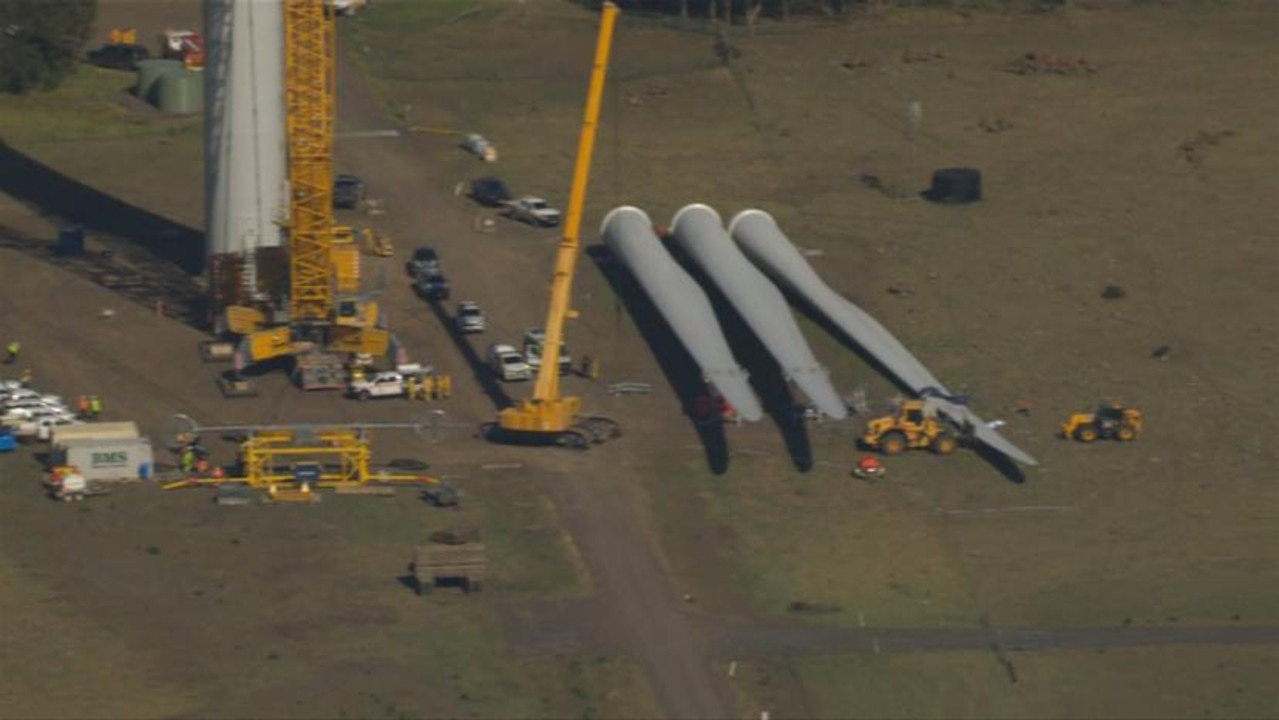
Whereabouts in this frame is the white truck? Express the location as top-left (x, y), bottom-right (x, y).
top-left (8, 416), bottom-right (83, 442)
top-left (55, 436), bottom-right (155, 483)
top-left (348, 371), bottom-right (407, 400)
top-left (487, 344), bottom-right (532, 382)
top-left (46, 470), bottom-right (110, 502)
top-left (51, 421), bottom-right (139, 449)
top-left (502, 197), bottom-right (561, 228)
top-left (522, 327), bottom-right (573, 376)
top-left (454, 301), bottom-right (487, 334)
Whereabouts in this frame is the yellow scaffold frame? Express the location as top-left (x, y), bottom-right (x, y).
top-left (163, 425), bottom-right (436, 491)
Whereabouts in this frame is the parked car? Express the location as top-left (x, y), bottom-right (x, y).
top-left (87, 43), bottom-right (150, 71)
top-left (3, 406), bottom-right (74, 422)
top-left (487, 343), bottom-right (532, 382)
top-left (333, 174), bottom-right (366, 209)
top-left (522, 327), bottom-right (572, 376)
top-left (469, 176), bottom-right (512, 207)
top-left (502, 197), bottom-right (561, 227)
top-left (454, 301), bottom-right (486, 334)
top-left (2, 395), bottom-right (66, 413)
top-left (414, 271), bottom-right (450, 301)
top-left (405, 246), bottom-right (440, 277)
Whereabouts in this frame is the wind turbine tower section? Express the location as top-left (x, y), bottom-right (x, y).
top-left (204, 0), bottom-right (288, 315)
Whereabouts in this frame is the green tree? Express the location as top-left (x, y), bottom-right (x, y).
top-left (0, 0), bottom-right (97, 94)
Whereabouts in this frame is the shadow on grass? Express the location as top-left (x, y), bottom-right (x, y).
top-left (0, 140), bottom-right (204, 275)
top-left (664, 243), bottom-right (813, 472)
top-left (586, 244), bottom-right (729, 475)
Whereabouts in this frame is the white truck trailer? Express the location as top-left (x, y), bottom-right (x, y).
top-left (55, 436), bottom-right (155, 482)
top-left (51, 421), bottom-right (139, 449)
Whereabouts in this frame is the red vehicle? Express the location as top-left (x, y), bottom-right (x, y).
top-left (161, 29), bottom-right (205, 71)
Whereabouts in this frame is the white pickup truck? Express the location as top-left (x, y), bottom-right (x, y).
top-left (348, 371), bottom-right (407, 400)
top-left (487, 344), bottom-right (532, 382)
top-left (502, 197), bottom-right (561, 228)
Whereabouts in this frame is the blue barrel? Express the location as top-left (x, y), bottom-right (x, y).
top-left (57, 224), bottom-right (85, 256)
top-left (139, 462), bottom-right (152, 481)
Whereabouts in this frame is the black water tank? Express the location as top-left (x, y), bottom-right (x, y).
top-left (925, 168), bottom-right (982, 204)
top-left (56, 224), bottom-right (85, 256)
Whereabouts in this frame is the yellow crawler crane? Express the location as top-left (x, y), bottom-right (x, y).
top-left (221, 0), bottom-right (391, 389)
top-left (488, 2), bottom-right (621, 449)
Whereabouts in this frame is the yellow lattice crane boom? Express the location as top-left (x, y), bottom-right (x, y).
top-left (218, 0), bottom-right (394, 389)
top-left (491, 2), bottom-right (621, 449)
top-left (284, 0), bottom-right (337, 324)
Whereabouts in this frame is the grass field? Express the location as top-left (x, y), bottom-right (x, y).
top-left (2, 0), bottom-right (1276, 717)
top-left (0, 65), bottom-right (200, 144)
top-left (645, 441), bottom-right (1279, 629)
top-left (730, 646), bottom-right (1279, 719)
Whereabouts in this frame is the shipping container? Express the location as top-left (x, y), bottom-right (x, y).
top-left (57, 437), bottom-right (155, 482)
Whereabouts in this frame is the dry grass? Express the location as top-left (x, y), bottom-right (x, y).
top-left (730, 646), bottom-right (1279, 719)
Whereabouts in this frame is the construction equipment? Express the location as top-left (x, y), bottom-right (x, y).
top-left (860, 399), bottom-right (961, 456)
top-left (45, 468), bottom-right (111, 502)
top-left (1061, 402), bottom-right (1143, 442)
top-left (219, 0), bottom-right (398, 390)
top-left (488, 2), bottom-right (621, 450)
top-left (161, 28), bottom-right (205, 70)
top-left (163, 422), bottom-right (441, 492)
top-left (88, 28), bottom-right (149, 70)
top-left (359, 227), bottom-right (394, 257)
top-left (109, 28), bottom-right (138, 45)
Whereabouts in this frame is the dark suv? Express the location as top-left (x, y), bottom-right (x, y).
top-left (333, 174), bottom-right (366, 209)
top-left (415, 271), bottom-right (450, 301)
top-left (88, 43), bottom-right (150, 71)
top-left (405, 246), bottom-right (440, 277)
top-left (469, 176), bottom-right (512, 207)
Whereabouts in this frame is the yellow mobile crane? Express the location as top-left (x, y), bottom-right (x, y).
top-left (488, 2), bottom-right (621, 449)
top-left (221, 0), bottom-right (392, 390)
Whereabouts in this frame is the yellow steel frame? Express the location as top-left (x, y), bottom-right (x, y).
top-left (499, 2), bottom-right (618, 434)
top-left (164, 427), bottom-right (434, 491)
top-left (241, 429), bottom-right (365, 487)
top-left (284, 0), bottom-right (337, 324)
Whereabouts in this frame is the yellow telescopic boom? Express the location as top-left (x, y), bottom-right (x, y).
top-left (496, 2), bottom-right (619, 440)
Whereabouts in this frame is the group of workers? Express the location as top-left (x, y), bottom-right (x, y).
top-left (178, 437), bottom-right (224, 478)
top-left (405, 374), bottom-right (452, 401)
top-left (75, 395), bottom-right (103, 420)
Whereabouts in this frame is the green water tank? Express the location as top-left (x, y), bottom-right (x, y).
top-left (156, 70), bottom-right (204, 114)
top-left (135, 59), bottom-right (184, 104)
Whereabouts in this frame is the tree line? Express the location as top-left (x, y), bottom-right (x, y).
top-left (0, 0), bottom-right (96, 93)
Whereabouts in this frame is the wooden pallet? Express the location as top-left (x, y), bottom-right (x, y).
top-left (412, 542), bottom-right (487, 594)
